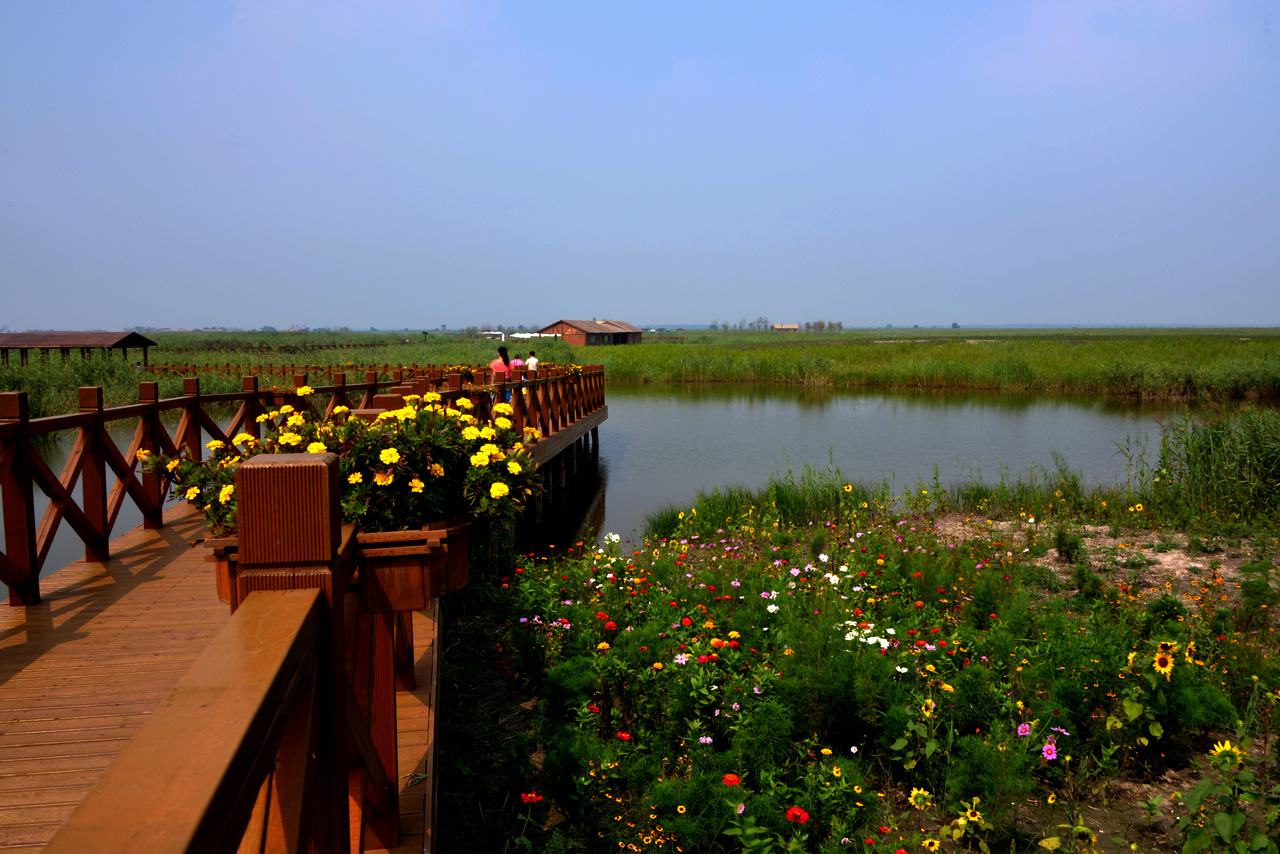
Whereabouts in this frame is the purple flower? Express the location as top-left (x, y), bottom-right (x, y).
top-left (1017, 723), bottom-right (1031, 737)
top-left (1042, 742), bottom-right (1058, 761)
top-left (1051, 726), bottom-right (1071, 737)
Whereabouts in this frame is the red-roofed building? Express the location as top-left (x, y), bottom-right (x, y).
top-left (537, 320), bottom-right (643, 346)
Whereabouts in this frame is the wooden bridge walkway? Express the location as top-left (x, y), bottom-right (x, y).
top-left (0, 506), bottom-right (442, 853)
top-left (0, 365), bottom-right (605, 851)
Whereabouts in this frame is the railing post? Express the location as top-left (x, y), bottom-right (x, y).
top-left (78, 387), bottom-right (110, 562)
top-left (233, 454), bottom-right (400, 849)
top-left (138, 382), bottom-right (164, 529)
top-left (0, 391), bottom-right (40, 605)
top-left (242, 376), bottom-right (261, 440)
top-left (179, 378), bottom-right (202, 461)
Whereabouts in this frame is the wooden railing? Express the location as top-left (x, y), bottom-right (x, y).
top-left (47, 458), bottom-right (402, 853)
top-left (1, 366), bottom-right (605, 605)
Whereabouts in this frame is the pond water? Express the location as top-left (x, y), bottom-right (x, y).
top-left (589, 383), bottom-right (1196, 541)
top-left (0, 385), bottom-right (1219, 583)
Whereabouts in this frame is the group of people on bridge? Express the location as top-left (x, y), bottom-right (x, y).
top-left (489, 345), bottom-right (538, 380)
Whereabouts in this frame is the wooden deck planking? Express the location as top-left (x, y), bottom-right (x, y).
top-left (2, 502), bottom-right (445, 852)
top-left (0, 505), bottom-right (229, 851)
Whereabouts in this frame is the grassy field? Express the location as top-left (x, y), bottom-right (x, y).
top-left (4, 329), bottom-right (1278, 419)
top-left (147, 328), bottom-right (1280, 401)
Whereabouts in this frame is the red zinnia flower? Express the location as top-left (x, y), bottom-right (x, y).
top-left (520, 792), bottom-right (543, 804)
top-left (722, 773), bottom-right (742, 787)
top-left (616, 731), bottom-right (632, 741)
top-left (785, 806), bottom-right (810, 824)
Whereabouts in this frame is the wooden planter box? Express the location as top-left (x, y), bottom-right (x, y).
top-left (207, 520), bottom-right (471, 614)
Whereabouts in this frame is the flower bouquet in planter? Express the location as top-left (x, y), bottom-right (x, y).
top-left (147, 391), bottom-right (540, 609)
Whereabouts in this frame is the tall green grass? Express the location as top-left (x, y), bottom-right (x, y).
top-left (1155, 408), bottom-right (1280, 523)
top-left (592, 330), bottom-right (1280, 400)
top-left (646, 410), bottom-right (1280, 536)
top-left (0, 356), bottom-right (245, 419)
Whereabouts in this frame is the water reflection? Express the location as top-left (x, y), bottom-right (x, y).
top-left (593, 383), bottom-right (1217, 541)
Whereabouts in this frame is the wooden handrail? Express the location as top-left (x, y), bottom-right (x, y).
top-left (46, 589), bottom-right (341, 853)
top-left (0, 366), bottom-right (607, 605)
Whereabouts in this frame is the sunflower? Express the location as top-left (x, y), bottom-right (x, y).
top-left (1153, 652), bottom-right (1175, 681)
top-left (1210, 740), bottom-right (1245, 765)
top-left (922, 841), bottom-right (941, 852)
top-left (1157, 641), bottom-right (1179, 655)
top-left (909, 787), bottom-right (932, 809)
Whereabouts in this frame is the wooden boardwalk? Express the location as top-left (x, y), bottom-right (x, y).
top-left (0, 507), bottom-right (441, 853)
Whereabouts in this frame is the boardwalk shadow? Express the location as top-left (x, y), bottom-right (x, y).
top-left (0, 508), bottom-right (216, 691)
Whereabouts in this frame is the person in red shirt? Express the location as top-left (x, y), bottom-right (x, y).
top-left (489, 345), bottom-right (512, 381)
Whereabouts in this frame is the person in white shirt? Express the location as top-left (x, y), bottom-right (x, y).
top-left (525, 351), bottom-right (539, 372)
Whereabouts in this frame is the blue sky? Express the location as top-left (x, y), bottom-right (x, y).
top-left (2, 1), bottom-right (1277, 330)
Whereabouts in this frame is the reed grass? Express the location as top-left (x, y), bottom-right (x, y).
top-left (592, 330), bottom-right (1280, 400)
top-left (646, 410), bottom-right (1280, 536)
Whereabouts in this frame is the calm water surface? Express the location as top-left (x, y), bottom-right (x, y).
top-left (591, 383), bottom-right (1190, 541)
top-left (4, 386), bottom-right (1209, 578)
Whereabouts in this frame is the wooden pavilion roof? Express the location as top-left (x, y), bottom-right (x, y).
top-left (0, 332), bottom-right (158, 350)
top-left (541, 319), bottom-right (642, 334)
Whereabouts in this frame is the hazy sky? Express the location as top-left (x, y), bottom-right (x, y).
top-left (2, 1), bottom-right (1277, 330)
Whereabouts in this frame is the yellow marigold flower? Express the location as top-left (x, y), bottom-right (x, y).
top-left (348, 472), bottom-right (363, 484)
top-left (374, 471), bottom-right (394, 487)
top-left (457, 413), bottom-right (475, 424)
top-left (523, 426), bottom-right (540, 437)
top-left (404, 393), bottom-right (421, 403)
top-left (455, 397), bottom-right (472, 410)
top-left (507, 461), bottom-right (523, 475)
top-left (379, 447), bottom-right (401, 465)
top-left (332, 405), bottom-right (350, 415)
top-left (295, 385), bottom-right (314, 396)
top-left (394, 407), bottom-right (414, 422)
top-left (652, 662), bottom-right (663, 671)
top-left (307, 442), bottom-right (327, 454)
top-left (424, 392), bottom-right (441, 403)
top-left (279, 432), bottom-right (302, 446)
top-left (232, 432), bottom-right (256, 446)
top-left (205, 441), bottom-right (224, 452)
top-left (480, 443), bottom-right (500, 456)
top-left (494, 416), bottom-right (512, 430)
top-left (490, 481), bottom-right (510, 499)
top-left (728, 630), bottom-right (740, 639)
top-left (444, 408), bottom-right (460, 418)
top-left (493, 402), bottom-right (513, 416)
top-left (166, 459), bottom-right (181, 472)
top-left (597, 641), bottom-right (610, 651)
top-left (409, 477), bottom-right (425, 493)
top-left (255, 414), bottom-right (271, 423)
top-left (429, 463), bottom-right (444, 477)
top-left (479, 426), bottom-right (496, 440)
top-left (278, 405), bottom-right (294, 415)
top-left (185, 486), bottom-right (200, 501)
top-left (470, 452), bottom-right (490, 467)
top-left (218, 484), bottom-right (235, 504)
top-left (462, 426), bottom-right (481, 440)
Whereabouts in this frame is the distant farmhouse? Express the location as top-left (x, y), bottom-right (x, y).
top-left (537, 319), bottom-right (643, 346)
top-left (0, 331), bottom-right (158, 367)
top-left (771, 323), bottom-right (800, 332)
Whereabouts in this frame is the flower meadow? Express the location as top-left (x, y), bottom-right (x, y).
top-left (485, 494), bottom-right (1280, 852)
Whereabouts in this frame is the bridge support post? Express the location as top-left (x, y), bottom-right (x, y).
top-left (0, 392), bottom-right (40, 605)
